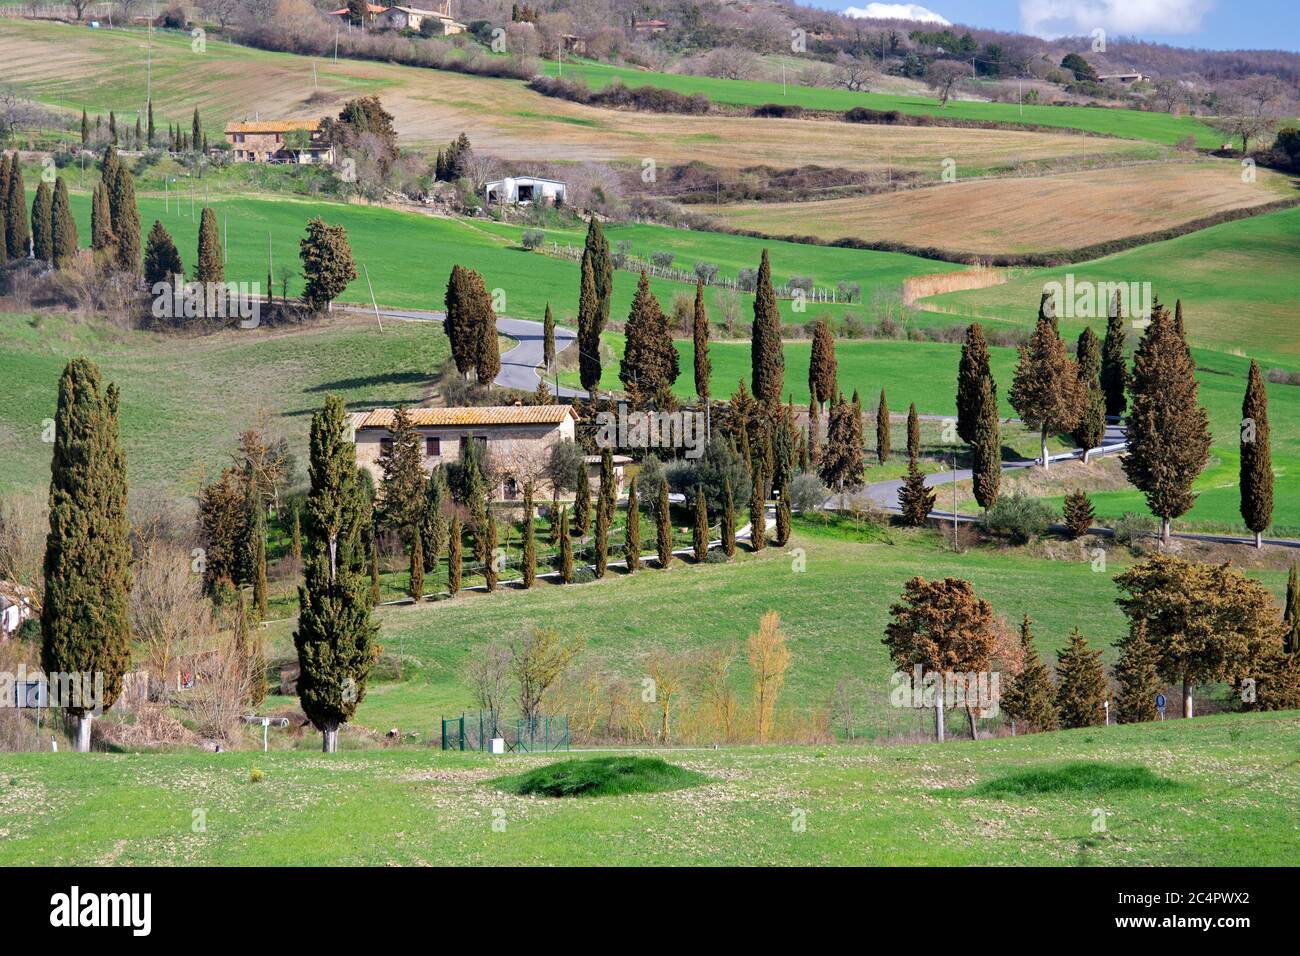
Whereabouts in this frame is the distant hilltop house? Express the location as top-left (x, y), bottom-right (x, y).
top-left (561, 34), bottom-right (587, 55)
top-left (224, 119), bottom-right (334, 164)
top-left (351, 404), bottom-right (581, 501)
top-left (328, 1), bottom-right (467, 34)
top-left (1097, 72), bottom-right (1151, 84)
top-left (633, 18), bottom-right (670, 34)
top-left (484, 175), bottom-right (567, 206)
top-left (0, 581), bottom-right (34, 639)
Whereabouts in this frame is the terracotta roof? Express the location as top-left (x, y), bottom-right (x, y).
top-left (224, 119), bottom-right (322, 134)
top-left (357, 405), bottom-right (578, 430)
top-left (328, 3), bottom-right (387, 13)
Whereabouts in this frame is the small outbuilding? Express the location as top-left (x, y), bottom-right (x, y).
top-left (484, 176), bottom-right (567, 206)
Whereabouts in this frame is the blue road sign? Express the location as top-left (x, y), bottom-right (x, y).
top-left (1156, 694), bottom-right (1166, 711)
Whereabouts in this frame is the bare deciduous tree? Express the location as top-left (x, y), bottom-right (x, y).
top-left (925, 60), bottom-right (975, 107)
top-left (0, 490), bottom-right (47, 616)
top-left (130, 543), bottom-right (211, 702)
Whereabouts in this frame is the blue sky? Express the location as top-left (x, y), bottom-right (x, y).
top-left (826, 2), bottom-right (1300, 52)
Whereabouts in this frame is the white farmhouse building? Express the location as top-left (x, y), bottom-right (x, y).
top-left (484, 176), bottom-right (567, 206)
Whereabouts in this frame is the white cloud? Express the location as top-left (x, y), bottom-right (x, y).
top-left (1019, 0), bottom-right (1214, 39)
top-left (843, 3), bottom-right (951, 25)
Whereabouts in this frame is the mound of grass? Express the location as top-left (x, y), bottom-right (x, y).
top-left (966, 761), bottom-right (1185, 798)
top-left (492, 756), bottom-right (708, 798)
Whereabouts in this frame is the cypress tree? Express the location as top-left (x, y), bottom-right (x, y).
top-left (483, 511), bottom-right (498, 592)
top-left (955, 323), bottom-right (992, 443)
top-left (558, 507), bottom-right (574, 582)
top-left (807, 398), bottom-right (820, 466)
top-left (1240, 359), bottom-right (1273, 548)
top-left (81, 109), bottom-right (90, 145)
top-left (1073, 326), bottom-right (1106, 458)
top-left (1283, 562), bottom-right (1299, 654)
top-left (775, 482), bottom-right (791, 546)
top-left (750, 249), bottom-right (784, 405)
top-left (370, 537), bottom-right (380, 605)
top-left (1000, 614), bottom-right (1058, 733)
top-left (133, 116), bottom-right (142, 148)
top-left (875, 388), bottom-right (890, 465)
top-left (598, 448), bottom-right (616, 525)
top-left (542, 302), bottom-right (556, 371)
top-left (907, 402), bottom-right (920, 461)
top-left (146, 101), bottom-right (154, 146)
top-left (1114, 621), bottom-right (1160, 723)
top-left (473, 269), bottom-right (501, 385)
top-left (109, 110), bottom-right (117, 144)
top-left (749, 462), bottom-right (766, 551)
top-left (693, 280), bottom-right (711, 409)
top-left (252, 504), bottom-right (268, 620)
top-left (291, 506), bottom-right (303, 561)
top-left (1008, 306), bottom-right (1084, 469)
top-left (294, 395), bottom-right (377, 752)
top-left (657, 478), bottom-right (673, 568)
top-left (1055, 628), bottom-right (1108, 729)
top-left (408, 527), bottom-right (425, 601)
top-left (1101, 304), bottom-right (1129, 418)
top-left (847, 390), bottom-right (865, 483)
top-left (625, 476), bottom-right (641, 572)
top-left (195, 207), bottom-right (223, 283)
top-left (41, 359), bottom-right (132, 752)
top-left (51, 178), bottom-right (77, 267)
top-left (620, 271), bottom-right (679, 406)
top-left (443, 265), bottom-right (476, 377)
top-left (582, 216), bottom-right (612, 327)
top-left (31, 180), bottom-right (53, 262)
top-left (809, 318), bottom-right (837, 410)
top-left (6, 160), bottom-right (30, 259)
top-left (1121, 300), bottom-right (1211, 542)
top-left (1062, 489), bottom-right (1095, 538)
top-left (0, 154), bottom-right (9, 265)
top-left (577, 254), bottom-right (602, 395)
top-left (90, 181), bottom-right (113, 251)
top-left (192, 107), bottom-right (202, 149)
top-left (522, 484), bottom-right (537, 588)
top-left (143, 220), bottom-right (183, 286)
top-left (721, 477), bottom-right (736, 557)
top-left (101, 144), bottom-right (120, 194)
top-left (109, 165), bottom-right (140, 275)
top-left (574, 459), bottom-right (592, 534)
top-left (448, 515), bottom-right (463, 595)
top-left (971, 374), bottom-right (1000, 510)
top-left (897, 454), bottom-right (935, 526)
top-left (693, 486), bottom-right (708, 561)
top-left (593, 491), bottom-right (609, 578)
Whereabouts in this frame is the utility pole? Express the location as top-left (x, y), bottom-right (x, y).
top-left (951, 450), bottom-right (958, 552)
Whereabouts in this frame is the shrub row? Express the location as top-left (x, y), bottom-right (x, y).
top-left (527, 76), bottom-right (710, 114)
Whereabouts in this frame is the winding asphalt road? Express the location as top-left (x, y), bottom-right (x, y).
top-left (347, 306), bottom-right (582, 395)
top-left (841, 419), bottom-right (1300, 551)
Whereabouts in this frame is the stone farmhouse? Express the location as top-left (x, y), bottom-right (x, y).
top-left (327, 1), bottom-right (466, 34)
top-left (351, 405), bottom-right (581, 501)
top-left (223, 119), bottom-right (333, 164)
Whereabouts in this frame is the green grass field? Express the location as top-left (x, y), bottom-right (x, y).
top-left (246, 526), bottom-right (1288, 740)
top-left (34, 177), bottom-right (955, 328)
top-left (926, 205), bottom-right (1300, 365)
top-left (0, 311), bottom-right (447, 494)
top-left (541, 58), bottom-right (1224, 147)
top-left (0, 711), bottom-right (1293, 865)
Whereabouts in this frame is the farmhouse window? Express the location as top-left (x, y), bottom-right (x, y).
top-left (426, 437), bottom-right (441, 457)
top-left (380, 437), bottom-right (393, 456)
